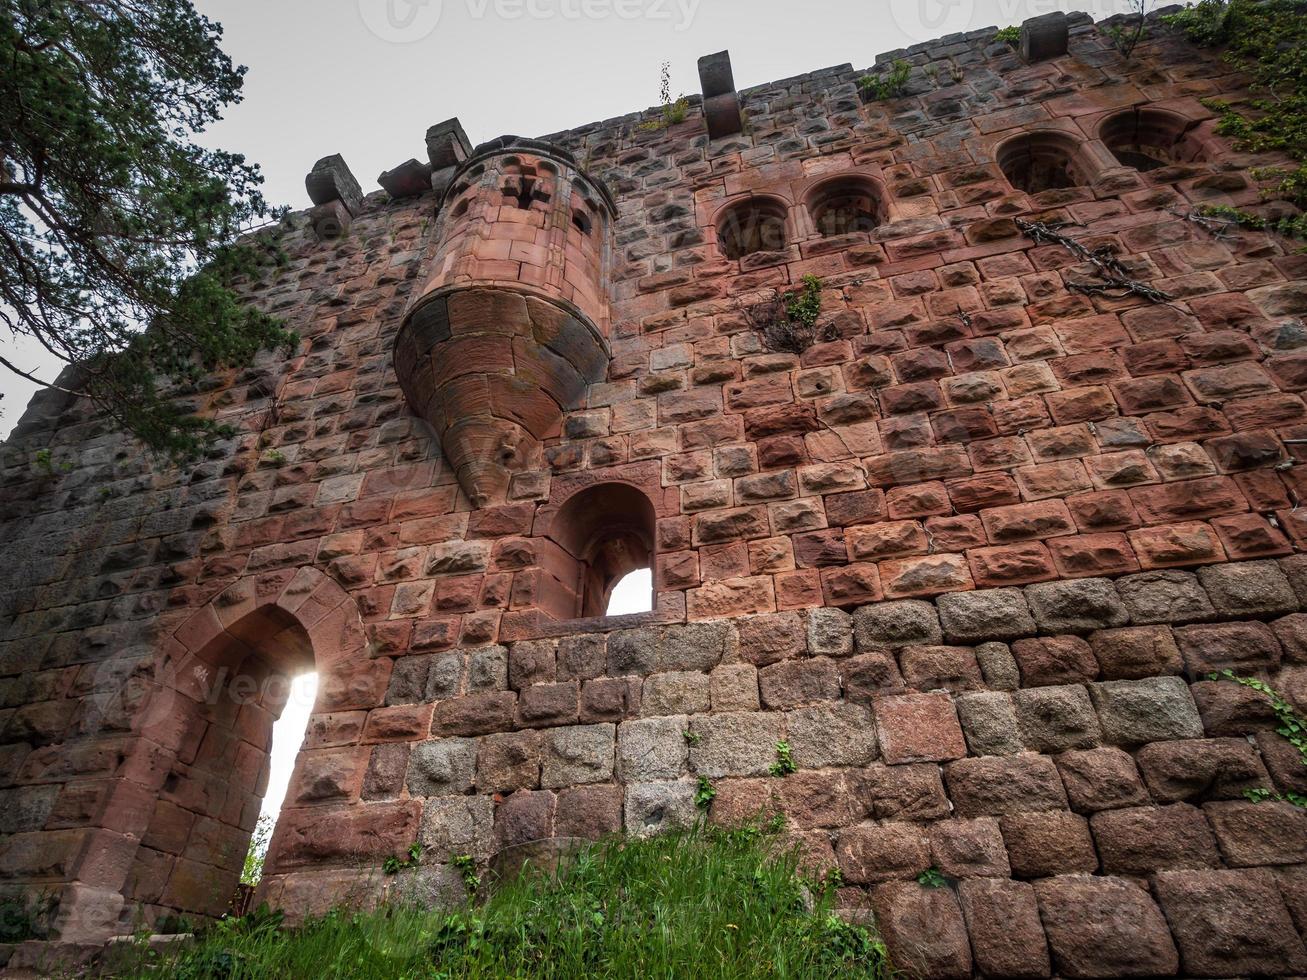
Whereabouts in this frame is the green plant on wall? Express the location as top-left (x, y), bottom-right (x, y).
top-left (382, 842), bottom-right (423, 875)
top-left (640, 61), bottom-right (690, 131)
top-left (241, 813), bottom-right (276, 886)
top-left (1209, 670), bottom-right (1307, 807)
top-left (694, 776), bottom-right (717, 810)
top-left (858, 60), bottom-right (911, 101)
top-left (993, 25), bottom-right (1021, 44)
top-left (1165, 0), bottom-right (1307, 222)
top-left (769, 741), bottom-right (798, 777)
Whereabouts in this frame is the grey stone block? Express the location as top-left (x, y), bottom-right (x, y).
top-left (407, 738), bottom-right (475, 797)
top-left (617, 716), bottom-right (688, 782)
top-left (1014, 685), bottom-right (1102, 752)
top-left (854, 600), bottom-right (942, 650)
top-left (542, 724), bottom-right (615, 788)
top-left (1115, 571), bottom-right (1215, 625)
top-left (1090, 677), bottom-right (1204, 745)
top-left (1020, 10), bottom-right (1068, 62)
top-left (688, 711), bottom-right (784, 778)
top-left (937, 589), bottom-right (1036, 642)
top-left (466, 646), bottom-right (508, 692)
top-left (806, 607), bottom-right (854, 657)
top-left (1025, 579), bottom-right (1129, 633)
top-left (658, 621), bottom-right (729, 672)
top-left (608, 628), bottom-right (657, 676)
top-left (1198, 561), bottom-right (1299, 617)
top-left (956, 692), bottom-right (1023, 757)
top-left (709, 663), bottom-right (759, 711)
top-left (624, 780), bottom-right (700, 837)
top-left (641, 671), bottom-right (711, 716)
top-left (418, 795), bottom-right (494, 862)
top-left (975, 642), bottom-right (1020, 691)
top-left (785, 702), bottom-right (877, 768)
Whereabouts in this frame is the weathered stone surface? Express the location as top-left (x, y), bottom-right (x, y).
top-left (955, 691), bottom-right (1023, 756)
top-left (936, 588), bottom-right (1036, 642)
top-left (1089, 676), bottom-right (1204, 744)
top-left (1198, 560), bottom-right (1298, 616)
top-left (875, 692), bottom-right (966, 764)
top-left (1013, 684), bottom-right (1101, 752)
top-left (871, 881), bottom-right (973, 980)
top-left (541, 724), bottom-right (614, 788)
top-left (1204, 799), bottom-right (1307, 866)
top-left (1135, 737), bottom-right (1272, 803)
top-left (623, 781), bottom-right (698, 837)
top-left (805, 607), bottom-right (853, 657)
top-left (1114, 570), bottom-right (1215, 625)
top-left (1154, 869), bottom-right (1307, 977)
top-left (418, 796), bottom-right (494, 862)
top-left (641, 671), bottom-right (710, 716)
top-left (687, 711), bottom-right (784, 778)
top-left (1011, 635), bottom-right (1098, 687)
top-left (853, 600), bottom-right (942, 650)
top-left (1033, 875), bottom-right (1179, 978)
top-left (1001, 810), bottom-right (1098, 878)
top-left (1090, 803), bottom-right (1220, 874)
top-left (1089, 625), bottom-right (1183, 679)
top-left (616, 716), bottom-right (687, 782)
top-left (407, 739), bottom-right (475, 797)
top-left (958, 878), bottom-right (1051, 979)
top-left (757, 658), bottom-right (841, 708)
top-left (1054, 747), bottom-right (1149, 813)
top-left (836, 822), bottom-right (931, 884)
top-left (1024, 579), bottom-right (1129, 633)
top-left (929, 817), bottom-right (1009, 878)
top-left (974, 641), bottom-right (1020, 690)
top-left (945, 754), bottom-right (1068, 817)
top-left (785, 702), bottom-right (876, 768)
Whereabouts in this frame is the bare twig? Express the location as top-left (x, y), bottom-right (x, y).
top-left (1016, 218), bottom-right (1173, 304)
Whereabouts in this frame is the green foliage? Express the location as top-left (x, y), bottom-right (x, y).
top-left (694, 775), bottom-right (717, 810)
top-left (858, 60), bottom-right (912, 101)
top-left (1208, 670), bottom-right (1307, 766)
top-left (241, 813), bottom-right (275, 887)
top-left (1244, 786), bottom-right (1307, 808)
top-left (993, 25), bottom-right (1021, 43)
top-left (1164, 0), bottom-right (1307, 209)
top-left (1198, 203), bottom-right (1307, 242)
top-left (1105, 1), bottom-right (1156, 58)
top-left (383, 842), bottom-right (423, 876)
top-left (108, 828), bottom-right (893, 979)
top-left (683, 729), bottom-right (701, 746)
top-left (916, 867), bottom-right (948, 889)
top-left (784, 275), bottom-right (824, 330)
top-left (32, 448), bottom-right (53, 475)
top-left (262, 448), bottom-right (287, 467)
top-left (0, 0), bottom-right (296, 460)
top-left (0, 893), bottom-right (55, 942)
top-left (452, 854), bottom-right (481, 894)
top-left (769, 740), bottom-right (798, 777)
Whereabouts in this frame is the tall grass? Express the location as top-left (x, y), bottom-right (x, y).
top-left (103, 826), bottom-right (892, 979)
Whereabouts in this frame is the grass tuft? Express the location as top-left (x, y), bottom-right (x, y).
top-left (103, 826), bottom-right (892, 979)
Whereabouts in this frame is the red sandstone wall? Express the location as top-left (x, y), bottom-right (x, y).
top-left (0, 10), bottom-right (1306, 977)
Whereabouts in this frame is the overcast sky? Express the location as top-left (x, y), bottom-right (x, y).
top-left (0, 0), bottom-right (1133, 436)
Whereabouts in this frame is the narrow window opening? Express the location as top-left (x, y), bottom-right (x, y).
top-left (572, 209), bottom-right (593, 235)
top-left (606, 568), bottom-right (653, 615)
top-left (240, 672), bottom-right (317, 899)
top-left (997, 133), bottom-right (1085, 193)
top-left (717, 199), bottom-right (789, 260)
top-left (1099, 107), bottom-right (1206, 171)
top-left (807, 177), bottom-right (883, 236)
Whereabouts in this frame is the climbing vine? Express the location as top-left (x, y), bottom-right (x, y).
top-left (1164, 1), bottom-right (1307, 213)
top-left (1208, 670), bottom-right (1307, 808)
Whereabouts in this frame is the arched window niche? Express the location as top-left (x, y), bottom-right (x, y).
top-left (716, 197), bottom-right (790, 260)
top-left (997, 131), bottom-right (1092, 194)
top-left (543, 482), bottom-right (657, 620)
top-left (1098, 107), bottom-right (1207, 172)
top-left (805, 176), bottom-right (885, 237)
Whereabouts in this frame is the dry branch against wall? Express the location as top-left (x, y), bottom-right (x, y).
top-left (1016, 218), bottom-right (1173, 304)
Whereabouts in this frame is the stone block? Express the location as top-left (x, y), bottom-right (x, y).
top-left (709, 663), bottom-right (758, 711)
top-left (1089, 625), bottom-right (1183, 679)
top-left (541, 724), bottom-right (615, 788)
top-left (617, 716), bottom-right (688, 783)
top-left (785, 702), bottom-right (877, 768)
top-left (1135, 737), bottom-right (1272, 803)
top-left (862, 763), bottom-right (951, 822)
top-left (1014, 684), bottom-right (1102, 752)
top-left (836, 823), bottom-right (932, 884)
top-left (1025, 578), bottom-right (1129, 633)
top-left (1033, 876), bottom-right (1178, 978)
top-left (1011, 635), bottom-right (1099, 687)
top-left (841, 651), bottom-right (907, 701)
top-left (1090, 804), bottom-right (1220, 874)
top-left (1000, 811), bottom-right (1098, 878)
top-left (853, 600), bottom-right (942, 650)
top-left (1204, 799), bottom-right (1307, 866)
top-left (418, 796), bottom-right (493, 862)
top-left (805, 607), bottom-right (853, 657)
top-left (406, 738), bottom-right (475, 797)
top-left (898, 645), bottom-right (983, 692)
top-left (958, 878), bottom-right (1051, 980)
top-left (305, 153), bottom-right (364, 213)
top-left (623, 781), bottom-right (698, 837)
top-left (1114, 570), bottom-right (1215, 625)
top-left (688, 712), bottom-right (784, 778)
top-left (658, 621), bottom-right (731, 672)
top-left (871, 881), bottom-right (973, 980)
top-left (555, 784), bottom-right (623, 840)
top-left (1054, 747), bottom-right (1149, 813)
top-left (1020, 10), bottom-right (1068, 62)
top-left (1089, 677), bottom-right (1204, 744)
top-left (474, 731), bottom-right (540, 794)
top-left (955, 691), bottom-right (1023, 756)
top-left (734, 614), bottom-right (801, 666)
top-left (493, 790), bottom-right (554, 851)
top-left (929, 817), bottom-right (1010, 878)
top-left (875, 692), bottom-right (966, 764)
top-left (975, 641), bottom-right (1020, 690)
top-left (936, 588), bottom-right (1036, 642)
top-left (1174, 621), bottom-right (1281, 675)
top-left (776, 770), bottom-right (864, 829)
top-left (757, 658), bottom-right (840, 708)
top-left (1198, 560), bottom-right (1298, 616)
top-left (945, 754), bottom-right (1068, 817)
top-left (641, 672), bottom-right (710, 716)
top-left (1154, 869), bottom-right (1307, 977)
